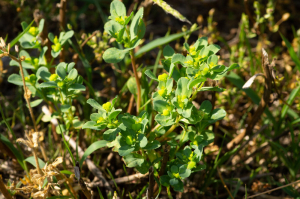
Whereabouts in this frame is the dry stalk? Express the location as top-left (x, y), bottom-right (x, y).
top-left (217, 167), bottom-right (234, 199)
top-left (59, 0), bottom-right (67, 62)
top-left (0, 175), bottom-right (12, 199)
top-left (147, 166), bottom-right (155, 199)
top-left (130, 50), bottom-right (141, 114)
top-left (247, 179), bottom-right (300, 198)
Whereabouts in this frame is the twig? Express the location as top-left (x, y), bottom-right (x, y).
top-left (88, 173), bottom-right (148, 188)
top-left (0, 175), bottom-right (12, 199)
top-left (79, 178), bottom-right (92, 199)
top-left (147, 166), bottom-right (155, 199)
top-left (247, 180), bottom-right (300, 198)
top-left (130, 50), bottom-right (141, 114)
top-left (127, 94), bottom-right (135, 114)
top-left (217, 167), bottom-right (234, 199)
top-left (81, 31), bottom-right (99, 48)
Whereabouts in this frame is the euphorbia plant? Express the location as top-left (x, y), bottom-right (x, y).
top-left (83, 0), bottom-right (239, 193)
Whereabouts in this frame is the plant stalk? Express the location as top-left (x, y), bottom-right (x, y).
top-left (130, 50), bottom-right (142, 114)
top-left (157, 116), bottom-right (181, 142)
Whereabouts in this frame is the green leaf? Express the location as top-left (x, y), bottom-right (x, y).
top-left (56, 64), bottom-right (67, 79)
top-left (153, 100), bottom-right (169, 113)
top-left (176, 77), bottom-right (192, 97)
top-left (38, 19), bottom-right (44, 33)
top-left (200, 100), bottom-right (212, 115)
top-left (25, 156), bottom-right (46, 168)
top-left (127, 77), bottom-right (137, 96)
top-left (130, 8), bottom-right (144, 40)
top-left (138, 134), bottom-right (148, 148)
top-left (179, 164), bottom-right (191, 178)
top-left (56, 124), bottom-right (66, 134)
top-left (123, 153), bottom-right (144, 167)
top-left (10, 20), bottom-right (35, 47)
top-left (208, 108), bottom-right (226, 123)
top-left (228, 63), bottom-right (239, 71)
top-left (160, 175), bottom-right (171, 186)
top-left (39, 46), bottom-right (48, 66)
top-left (103, 128), bottom-right (120, 142)
top-left (110, 0), bottom-right (126, 17)
top-left (188, 77), bottom-right (206, 89)
top-left (103, 47), bottom-right (129, 63)
top-left (280, 33), bottom-right (300, 71)
top-left (67, 68), bottom-right (78, 80)
top-left (0, 134), bottom-right (24, 169)
top-left (104, 20), bottom-right (123, 36)
top-left (60, 30), bottom-right (74, 45)
top-left (8, 74), bottom-right (26, 86)
top-left (68, 83), bottom-right (86, 91)
top-left (155, 114), bottom-right (175, 126)
top-left (207, 44), bottom-right (221, 54)
top-left (36, 67), bottom-right (51, 81)
top-left (39, 82), bottom-right (57, 88)
top-left (79, 140), bottom-right (108, 167)
top-left (61, 104), bottom-right (71, 112)
top-left (82, 121), bottom-right (105, 130)
top-left (118, 144), bottom-right (135, 156)
top-left (51, 49), bottom-right (61, 58)
top-left (27, 99), bottom-right (43, 108)
top-left (171, 54), bottom-right (185, 64)
top-left (144, 140), bottom-right (161, 150)
top-left (163, 45), bottom-right (175, 59)
top-left (108, 109), bottom-right (122, 120)
top-left (145, 69), bottom-right (158, 81)
top-left (87, 99), bottom-right (104, 110)
top-left (198, 87), bottom-right (225, 92)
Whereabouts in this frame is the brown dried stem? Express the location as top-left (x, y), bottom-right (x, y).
top-left (147, 166), bottom-right (155, 199)
top-left (79, 178), bottom-right (92, 199)
top-left (247, 179), bottom-right (300, 198)
top-left (59, 0), bottom-right (67, 62)
top-left (217, 167), bottom-right (234, 199)
top-left (0, 175), bottom-right (12, 199)
top-left (130, 50), bottom-right (141, 114)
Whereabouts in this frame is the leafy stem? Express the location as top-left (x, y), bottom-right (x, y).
top-left (190, 81), bottom-right (205, 102)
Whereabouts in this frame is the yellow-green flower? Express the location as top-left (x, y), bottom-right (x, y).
top-left (97, 117), bottom-right (105, 123)
top-left (158, 73), bottom-right (168, 82)
top-left (49, 74), bottom-right (58, 81)
top-left (158, 86), bottom-right (167, 97)
top-left (102, 102), bottom-right (112, 112)
top-left (28, 27), bottom-right (39, 36)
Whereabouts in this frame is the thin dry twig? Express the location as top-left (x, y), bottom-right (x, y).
top-left (81, 31), bottom-right (99, 48)
top-left (247, 180), bottom-right (300, 198)
top-left (88, 173), bottom-right (148, 188)
top-left (217, 167), bottom-right (234, 199)
top-left (0, 175), bottom-right (12, 199)
top-left (147, 166), bottom-right (155, 199)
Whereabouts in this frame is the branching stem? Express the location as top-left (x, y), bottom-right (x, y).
top-left (130, 50), bottom-right (141, 114)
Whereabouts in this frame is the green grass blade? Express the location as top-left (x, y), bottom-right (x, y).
top-left (24, 156), bottom-right (46, 168)
top-left (79, 140), bottom-right (108, 167)
top-left (226, 72), bottom-right (275, 124)
top-left (0, 134), bottom-right (25, 169)
top-left (135, 29), bottom-right (198, 57)
top-left (280, 85), bottom-right (300, 120)
top-left (280, 33), bottom-right (300, 71)
top-left (10, 20), bottom-right (35, 47)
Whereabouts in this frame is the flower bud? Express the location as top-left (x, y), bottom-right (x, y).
top-left (187, 161), bottom-right (196, 169)
top-left (125, 135), bottom-right (133, 145)
top-left (97, 117), bottom-right (104, 123)
top-left (102, 101), bottom-right (112, 112)
top-left (57, 81), bottom-right (65, 88)
top-left (158, 73), bottom-right (168, 82)
top-left (49, 74), bottom-right (59, 82)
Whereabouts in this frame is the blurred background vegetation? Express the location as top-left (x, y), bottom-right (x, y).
top-left (1, 0), bottom-right (300, 198)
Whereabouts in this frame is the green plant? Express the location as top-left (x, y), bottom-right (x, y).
top-left (81, 0), bottom-right (239, 193)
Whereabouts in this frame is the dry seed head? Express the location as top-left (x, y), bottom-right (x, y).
top-left (282, 13), bottom-right (290, 21)
top-left (20, 55), bottom-right (26, 61)
top-left (0, 37), bottom-right (5, 48)
top-left (15, 45), bottom-right (19, 53)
